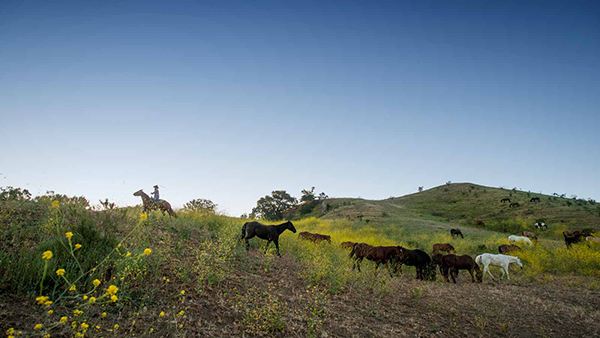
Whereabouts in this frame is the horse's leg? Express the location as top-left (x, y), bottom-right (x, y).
top-left (274, 239), bottom-right (281, 257)
top-left (245, 238), bottom-right (250, 251)
top-left (484, 265), bottom-right (495, 279)
top-left (505, 265), bottom-right (510, 280)
top-left (468, 268), bottom-right (475, 283)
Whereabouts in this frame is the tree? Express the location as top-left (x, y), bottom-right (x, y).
top-left (300, 187), bottom-right (316, 202)
top-left (252, 190), bottom-right (297, 220)
top-left (418, 186), bottom-right (424, 192)
top-left (184, 198), bottom-right (217, 213)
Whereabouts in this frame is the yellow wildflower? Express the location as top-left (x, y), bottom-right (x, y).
top-left (74, 244), bottom-right (82, 250)
top-left (144, 248), bottom-right (151, 256)
top-left (36, 296), bottom-right (49, 304)
top-left (140, 214), bottom-right (147, 221)
top-left (43, 335), bottom-right (50, 338)
top-left (65, 232), bottom-right (73, 239)
top-left (89, 297), bottom-right (96, 303)
top-left (106, 285), bottom-right (118, 295)
top-left (73, 309), bottom-right (83, 316)
top-left (159, 311), bottom-right (164, 317)
top-left (42, 251), bottom-right (53, 260)
top-left (101, 312), bottom-right (107, 318)
top-left (52, 201), bottom-right (59, 209)
top-left (82, 295), bottom-right (88, 300)
top-left (44, 300), bottom-right (52, 307)
top-left (60, 316), bottom-right (68, 323)
top-left (126, 251), bottom-right (131, 257)
top-left (113, 324), bottom-right (119, 330)
top-left (48, 310), bottom-right (53, 315)
top-left (69, 285), bottom-right (76, 292)
top-left (34, 324), bottom-right (42, 330)
top-left (178, 310), bottom-right (184, 316)
top-left (180, 290), bottom-right (185, 295)
top-left (95, 326), bottom-right (100, 329)
top-left (111, 295), bottom-right (118, 302)
top-left (81, 323), bottom-right (89, 329)
top-left (56, 269), bottom-right (65, 276)
top-left (93, 279), bottom-right (101, 287)
top-left (7, 328), bottom-right (15, 335)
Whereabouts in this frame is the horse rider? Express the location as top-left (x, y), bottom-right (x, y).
top-left (151, 185), bottom-right (160, 203)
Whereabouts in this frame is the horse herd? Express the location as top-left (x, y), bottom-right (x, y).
top-left (239, 221), bottom-right (527, 284)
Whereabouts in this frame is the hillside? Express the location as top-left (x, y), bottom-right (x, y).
top-left (321, 183), bottom-right (600, 239)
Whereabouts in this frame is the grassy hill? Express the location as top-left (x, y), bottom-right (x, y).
top-left (320, 183), bottom-right (600, 239)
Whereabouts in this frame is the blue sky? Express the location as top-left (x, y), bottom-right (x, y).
top-left (1, 1), bottom-right (599, 215)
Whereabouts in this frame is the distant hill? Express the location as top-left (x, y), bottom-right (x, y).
top-left (317, 183), bottom-right (600, 238)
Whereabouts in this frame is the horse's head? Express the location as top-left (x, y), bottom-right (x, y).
top-left (514, 257), bottom-right (524, 269)
top-left (286, 221), bottom-right (296, 233)
top-left (133, 189), bottom-right (144, 196)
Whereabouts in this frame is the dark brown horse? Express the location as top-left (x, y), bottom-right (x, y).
top-left (241, 221), bottom-right (296, 256)
top-left (450, 229), bottom-right (464, 239)
top-left (498, 244), bottom-right (522, 254)
top-left (298, 231), bottom-right (331, 244)
top-left (563, 230), bottom-right (587, 248)
top-left (397, 247), bottom-right (433, 280)
top-left (432, 253), bottom-right (482, 283)
top-left (500, 198), bottom-right (511, 203)
top-left (509, 202), bottom-right (520, 208)
top-left (530, 197), bottom-right (541, 202)
top-left (349, 244), bottom-right (403, 276)
top-left (133, 189), bottom-right (178, 217)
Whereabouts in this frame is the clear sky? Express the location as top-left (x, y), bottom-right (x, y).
top-left (1, 0), bottom-right (599, 216)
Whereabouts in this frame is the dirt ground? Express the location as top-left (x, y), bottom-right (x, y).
top-left (2, 252), bottom-right (599, 337)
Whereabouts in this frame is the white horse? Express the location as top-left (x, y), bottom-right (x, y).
top-left (475, 253), bottom-right (523, 280)
top-left (508, 235), bottom-right (532, 245)
top-left (586, 236), bottom-right (600, 242)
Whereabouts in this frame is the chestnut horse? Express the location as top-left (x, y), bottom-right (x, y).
top-left (133, 189), bottom-right (177, 218)
top-left (498, 244), bottom-right (521, 254)
top-left (432, 253), bottom-right (482, 283)
top-left (432, 243), bottom-right (455, 254)
top-left (298, 231), bottom-right (331, 244)
top-left (350, 244), bottom-right (403, 276)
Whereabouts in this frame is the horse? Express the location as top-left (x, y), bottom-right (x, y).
top-left (349, 244), bottom-right (403, 276)
top-left (508, 235), bottom-right (532, 245)
top-left (522, 231), bottom-right (538, 241)
top-left (298, 231), bottom-right (331, 244)
top-left (498, 244), bottom-right (522, 254)
top-left (133, 189), bottom-right (178, 218)
top-left (509, 202), bottom-right (520, 208)
top-left (241, 221), bottom-right (296, 256)
top-left (563, 230), bottom-right (586, 248)
top-left (397, 247), bottom-right (433, 280)
top-left (475, 253), bottom-right (523, 280)
top-left (450, 229), bottom-right (464, 239)
top-left (432, 243), bottom-right (455, 254)
top-left (534, 222), bottom-right (547, 229)
top-left (586, 236), bottom-right (600, 243)
top-left (500, 198), bottom-right (511, 203)
top-left (432, 253), bottom-right (482, 283)
top-left (581, 229), bottom-right (596, 237)
top-left (340, 241), bottom-right (356, 249)
top-left (473, 220), bottom-right (485, 226)
top-left (530, 197), bottom-right (541, 203)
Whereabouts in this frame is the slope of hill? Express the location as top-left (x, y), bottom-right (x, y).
top-left (321, 183), bottom-right (600, 239)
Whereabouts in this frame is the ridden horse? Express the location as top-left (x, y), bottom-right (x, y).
top-left (298, 231), bottom-right (331, 244)
top-left (432, 243), bottom-right (455, 254)
top-left (350, 244), bottom-right (403, 276)
top-left (509, 202), bottom-right (520, 208)
top-left (340, 241), bottom-right (356, 249)
top-left (241, 221), bottom-right (296, 256)
top-left (498, 244), bottom-right (521, 254)
top-left (530, 197), bottom-right (541, 203)
top-left (450, 229), bottom-right (464, 239)
top-left (500, 198), bottom-right (511, 203)
top-left (508, 235), bottom-right (532, 245)
top-left (475, 253), bottom-right (523, 280)
top-left (432, 253), bottom-right (482, 283)
top-left (522, 231), bottom-right (538, 241)
top-left (397, 247), bottom-right (433, 280)
top-left (133, 189), bottom-right (178, 218)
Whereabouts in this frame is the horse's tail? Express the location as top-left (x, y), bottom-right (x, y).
top-left (241, 222), bottom-right (247, 240)
top-left (475, 255), bottom-right (481, 266)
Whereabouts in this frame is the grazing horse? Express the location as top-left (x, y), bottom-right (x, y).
top-left (432, 253), bottom-right (482, 283)
top-left (473, 220), bottom-right (485, 226)
top-left (534, 222), bottom-right (547, 229)
top-left (349, 244), bottom-right (403, 276)
top-left (508, 235), bottom-right (532, 245)
top-left (432, 243), bottom-right (455, 254)
top-left (450, 229), bottom-right (464, 239)
top-left (522, 231), bottom-right (538, 241)
top-left (498, 244), bottom-right (522, 254)
top-left (581, 229), bottom-right (596, 237)
top-left (563, 230), bottom-right (586, 248)
top-left (509, 202), bottom-right (520, 208)
top-left (500, 198), bottom-right (511, 203)
top-left (586, 236), bottom-right (600, 242)
top-left (397, 247), bottom-right (432, 280)
top-left (298, 231), bottom-right (331, 244)
top-left (475, 253), bottom-right (523, 280)
top-left (340, 241), bottom-right (355, 249)
top-left (530, 197), bottom-right (541, 203)
top-left (241, 221), bottom-right (296, 256)
top-left (133, 189), bottom-right (178, 218)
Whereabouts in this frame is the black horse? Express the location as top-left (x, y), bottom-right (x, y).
top-left (241, 221), bottom-right (296, 256)
top-left (398, 247), bottom-right (433, 280)
top-left (450, 228), bottom-right (464, 239)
